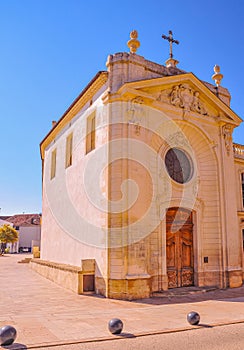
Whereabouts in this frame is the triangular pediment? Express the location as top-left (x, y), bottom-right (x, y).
top-left (113, 73), bottom-right (242, 126)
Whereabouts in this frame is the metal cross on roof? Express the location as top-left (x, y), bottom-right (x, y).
top-left (162, 30), bottom-right (179, 59)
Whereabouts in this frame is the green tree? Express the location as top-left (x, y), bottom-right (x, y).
top-left (0, 225), bottom-right (19, 254)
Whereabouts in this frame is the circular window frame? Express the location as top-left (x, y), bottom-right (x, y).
top-left (164, 147), bottom-right (194, 184)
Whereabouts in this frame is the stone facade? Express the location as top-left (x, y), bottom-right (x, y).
top-left (39, 40), bottom-right (244, 299)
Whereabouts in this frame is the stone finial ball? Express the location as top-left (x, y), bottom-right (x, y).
top-left (0, 325), bottom-right (17, 346)
top-left (130, 30), bottom-right (138, 39)
top-left (187, 311), bottom-right (200, 325)
top-left (108, 318), bottom-right (123, 334)
top-left (213, 64), bottom-right (220, 74)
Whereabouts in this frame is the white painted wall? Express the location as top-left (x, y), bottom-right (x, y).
top-left (18, 226), bottom-right (41, 252)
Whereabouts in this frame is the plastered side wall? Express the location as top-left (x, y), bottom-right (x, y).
top-left (41, 95), bottom-right (109, 279)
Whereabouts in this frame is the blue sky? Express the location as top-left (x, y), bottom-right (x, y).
top-left (0, 0), bottom-right (243, 215)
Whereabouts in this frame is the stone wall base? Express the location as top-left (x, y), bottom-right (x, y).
top-left (30, 260), bottom-right (243, 299)
top-left (107, 277), bottom-right (151, 300)
top-left (197, 269), bottom-right (243, 289)
top-left (228, 269), bottom-right (243, 288)
top-left (95, 276), bottom-right (107, 297)
top-left (197, 270), bottom-right (221, 288)
top-left (150, 274), bottom-right (168, 292)
top-left (30, 260), bottom-right (151, 299)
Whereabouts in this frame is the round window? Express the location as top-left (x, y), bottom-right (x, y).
top-left (165, 148), bottom-right (193, 184)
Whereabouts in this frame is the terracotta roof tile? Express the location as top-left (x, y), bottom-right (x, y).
top-left (5, 214), bottom-right (41, 227)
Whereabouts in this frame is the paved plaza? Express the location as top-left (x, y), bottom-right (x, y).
top-left (0, 254), bottom-right (244, 349)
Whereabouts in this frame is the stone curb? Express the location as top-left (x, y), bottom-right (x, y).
top-left (7, 319), bottom-right (244, 350)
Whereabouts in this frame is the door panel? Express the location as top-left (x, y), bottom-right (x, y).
top-left (166, 238), bottom-right (178, 288)
top-left (182, 242), bottom-right (191, 267)
top-left (166, 208), bottom-right (194, 288)
top-left (167, 240), bottom-right (176, 267)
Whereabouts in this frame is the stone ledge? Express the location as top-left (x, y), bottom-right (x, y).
top-left (30, 258), bottom-right (82, 273)
top-left (126, 273), bottom-right (151, 280)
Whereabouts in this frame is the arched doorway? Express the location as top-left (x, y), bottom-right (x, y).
top-left (166, 207), bottom-right (194, 288)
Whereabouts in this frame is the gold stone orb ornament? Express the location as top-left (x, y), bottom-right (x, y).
top-left (211, 64), bottom-right (223, 87)
top-left (127, 30), bottom-right (140, 53)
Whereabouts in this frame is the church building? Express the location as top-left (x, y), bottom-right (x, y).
top-left (32, 31), bottom-right (244, 300)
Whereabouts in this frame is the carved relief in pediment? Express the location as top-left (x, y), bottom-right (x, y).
top-left (156, 84), bottom-right (209, 117)
top-left (156, 89), bottom-right (171, 104)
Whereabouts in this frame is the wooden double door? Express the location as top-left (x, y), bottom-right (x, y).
top-left (166, 208), bottom-right (194, 288)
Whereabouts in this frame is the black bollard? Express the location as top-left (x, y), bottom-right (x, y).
top-left (108, 318), bottom-right (123, 334)
top-left (187, 311), bottom-right (200, 325)
top-left (0, 325), bottom-right (17, 346)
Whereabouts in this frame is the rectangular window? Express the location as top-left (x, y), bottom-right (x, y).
top-left (65, 133), bottom-right (73, 168)
top-left (86, 112), bottom-right (96, 154)
top-left (242, 173), bottom-right (244, 207)
top-left (50, 149), bottom-right (57, 179)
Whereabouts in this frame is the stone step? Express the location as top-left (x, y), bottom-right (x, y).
top-left (18, 257), bottom-right (32, 264)
top-left (152, 286), bottom-right (217, 298)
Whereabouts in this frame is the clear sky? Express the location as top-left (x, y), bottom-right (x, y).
top-left (0, 0), bottom-right (243, 215)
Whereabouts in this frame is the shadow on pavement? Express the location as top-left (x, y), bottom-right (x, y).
top-left (131, 285), bottom-right (244, 306)
top-left (198, 323), bottom-right (213, 328)
top-left (117, 332), bottom-right (136, 338)
top-left (1, 343), bottom-right (27, 350)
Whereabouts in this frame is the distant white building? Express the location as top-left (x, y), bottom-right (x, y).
top-left (0, 214), bottom-right (41, 253)
top-left (0, 218), bottom-right (13, 227)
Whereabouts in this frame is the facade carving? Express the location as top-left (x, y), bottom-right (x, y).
top-left (222, 124), bottom-right (232, 155)
top-left (182, 269), bottom-right (194, 286)
top-left (127, 96), bottom-right (145, 135)
top-left (156, 84), bottom-right (209, 116)
top-left (170, 84), bottom-right (208, 115)
top-left (166, 131), bottom-right (191, 150)
top-left (156, 89), bottom-right (171, 104)
top-left (193, 176), bottom-right (200, 196)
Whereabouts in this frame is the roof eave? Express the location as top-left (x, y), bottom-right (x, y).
top-left (40, 71), bottom-right (108, 159)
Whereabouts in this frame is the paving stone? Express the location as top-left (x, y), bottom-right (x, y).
top-left (0, 254), bottom-right (244, 349)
